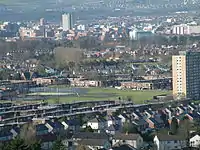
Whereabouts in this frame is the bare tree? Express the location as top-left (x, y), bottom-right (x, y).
top-left (77, 144), bottom-right (87, 150)
top-left (54, 47), bottom-right (83, 66)
top-left (20, 123), bottom-right (37, 146)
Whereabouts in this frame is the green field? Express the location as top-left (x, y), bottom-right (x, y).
top-left (0, 87), bottom-right (171, 104)
top-left (42, 88), bottom-right (171, 104)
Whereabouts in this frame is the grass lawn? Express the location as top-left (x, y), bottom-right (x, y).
top-left (89, 88), bottom-right (171, 102)
top-left (0, 87), bottom-right (171, 104)
top-left (43, 87), bottom-right (171, 104)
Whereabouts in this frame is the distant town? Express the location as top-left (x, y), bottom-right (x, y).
top-left (0, 0), bottom-right (200, 149)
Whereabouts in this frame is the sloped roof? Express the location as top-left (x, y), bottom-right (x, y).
top-left (46, 121), bottom-right (64, 129)
top-left (156, 134), bottom-right (186, 141)
top-left (77, 139), bottom-right (110, 146)
top-left (73, 132), bottom-right (108, 140)
top-left (106, 124), bottom-right (120, 131)
top-left (113, 133), bottom-right (141, 140)
top-left (132, 118), bottom-right (147, 126)
top-left (112, 144), bottom-right (137, 150)
top-left (36, 124), bottom-right (48, 131)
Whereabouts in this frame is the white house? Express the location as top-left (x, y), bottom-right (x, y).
top-left (154, 134), bottom-right (186, 150)
top-left (61, 121), bottom-right (68, 130)
top-left (176, 106), bottom-right (186, 115)
top-left (132, 111), bottom-right (142, 120)
top-left (118, 114), bottom-right (128, 124)
top-left (188, 104), bottom-right (196, 112)
top-left (87, 118), bottom-right (105, 130)
top-left (61, 119), bottom-right (80, 131)
top-left (190, 134), bottom-right (200, 148)
top-left (112, 133), bottom-right (143, 149)
top-left (45, 123), bottom-right (53, 132)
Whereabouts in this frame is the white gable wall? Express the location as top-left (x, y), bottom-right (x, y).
top-left (190, 135), bottom-right (200, 148)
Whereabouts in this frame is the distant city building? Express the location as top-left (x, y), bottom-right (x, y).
top-left (62, 13), bottom-right (73, 31)
top-left (172, 24), bottom-right (189, 35)
top-left (129, 30), bottom-right (137, 40)
top-left (188, 25), bottom-right (200, 34)
top-left (19, 27), bottom-right (36, 38)
top-left (40, 18), bottom-right (45, 26)
top-left (172, 51), bottom-right (200, 100)
top-left (172, 24), bottom-right (200, 35)
top-left (129, 29), bottom-right (153, 40)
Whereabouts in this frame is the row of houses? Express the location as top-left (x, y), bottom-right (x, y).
top-left (69, 77), bottom-right (172, 90)
top-left (1, 100), bottom-right (198, 134)
top-left (120, 78), bottom-right (172, 90)
top-left (2, 117), bottom-right (200, 150)
top-left (0, 117), bottom-right (144, 150)
top-left (0, 76), bottom-right (172, 91)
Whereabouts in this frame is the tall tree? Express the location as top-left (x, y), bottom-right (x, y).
top-left (160, 112), bottom-right (169, 127)
top-left (171, 117), bottom-right (178, 135)
top-left (52, 138), bottom-right (66, 150)
top-left (181, 116), bottom-right (191, 148)
top-left (7, 137), bottom-right (29, 150)
top-left (30, 140), bottom-right (41, 150)
top-left (77, 144), bottom-right (87, 150)
top-left (122, 122), bottom-right (138, 134)
top-left (0, 143), bottom-right (8, 150)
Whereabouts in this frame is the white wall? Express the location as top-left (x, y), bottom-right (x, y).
top-left (154, 136), bottom-right (186, 150)
top-left (112, 136), bottom-right (143, 149)
top-left (190, 135), bottom-right (200, 148)
top-left (118, 115), bottom-right (126, 124)
top-left (87, 122), bottom-right (99, 130)
top-left (107, 120), bottom-right (114, 127)
top-left (112, 139), bottom-right (137, 148)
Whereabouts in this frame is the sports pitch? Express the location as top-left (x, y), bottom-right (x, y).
top-left (27, 87), bottom-right (171, 104)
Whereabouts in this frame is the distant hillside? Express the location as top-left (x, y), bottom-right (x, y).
top-left (0, 0), bottom-right (85, 11)
top-left (0, 0), bottom-right (82, 5)
top-left (0, 0), bottom-right (59, 12)
top-left (0, 0), bottom-right (31, 5)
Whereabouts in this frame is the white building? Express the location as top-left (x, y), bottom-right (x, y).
top-left (189, 25), bottom-right (200, 34)
top-left (154, 135), bottom-right (186, 150)
top-left (172, 24), bottom-right (200, 35)
top-left (129, 30), bottom-right (137, 40)
top-left (118, 114), bottom-right (128, 125)
top-left (19, 27), bottom-right (36, 37)
top-left (62, 13), bottom-right (73, 31)
top-left (172, 24), bottom-right (189, 35)
top-left (190, 134), bottom-right (200, 148)
top-left (87, 118), bottom-right (105, 130)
